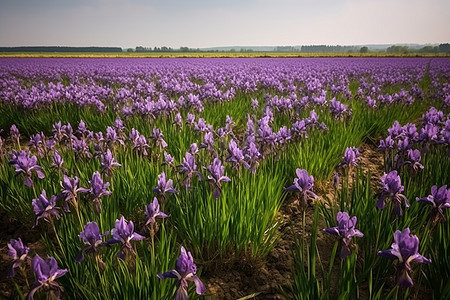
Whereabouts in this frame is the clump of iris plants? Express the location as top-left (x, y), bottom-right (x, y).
top-left (323, 211), bottom-right (364, 259)
top-left (378, 228), bottom-right (431, 288)
top-left (158, 246), bottom-right (206, 300)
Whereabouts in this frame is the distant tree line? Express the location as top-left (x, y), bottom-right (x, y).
top-left (386, 44), bottom-right (450, 54)
top-left (133, 46), bottom-right (203, 52)
top-left (301, 45), bottom-right (359, 53)
top-left (0, 46), bottom-right (122, 52)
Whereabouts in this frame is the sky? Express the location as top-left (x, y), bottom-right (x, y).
top-left (0, 0), bottom-right (449, 48)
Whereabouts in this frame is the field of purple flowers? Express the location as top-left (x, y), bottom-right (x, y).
top-left (0, 57), bottom-right (449, 299)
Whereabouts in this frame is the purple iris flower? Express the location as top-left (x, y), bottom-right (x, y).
top-left (86, 172), bottom-right (111, 214)
top-left (100, 149), bottom-right (121, 176)
top-left (329, 98), bottom-right (349, 121)
top-left (244, 141), bottom-right (262, 174)
top-left (105, 126), bottom-right (125, 147)
top-left (9, 150), bottom-right (45, 187)
top-left (416, 185), bottom-right (450, 222)
top-left (153, 172), bottom-right (178, 198)
top-left (132, 134), bottom-right (149, 156)
top-left (378, 228), bottom-right (431, 288)
top-left (27, 254), bottom-right (68, 300)
top-left (206, 158), bottom-right (231, 199)
top-left (151, 128), bottom-right (168, 149)
top-left (378, 135), bottom-right (395, 151)
top-left (72, 137), bottom-right (92, 159)
top-left (76, 120), bottom-right (88, 137)
top-left (162, 151), bottom-right (175, 167)
top-left (51, 150), bottom-right (66, 173)
top-left (174, 113), bottom-right (183, 130)
top-left (7, 238), bottom-right (30, 278)
top-left (189, 143), bottom-right (199, 155)
top-left (403, 149), bottom-right (424, 172)
top-left (145, 197), bottom-right (169, 225)
top-left (323, 212), bottom-right (364, 259)
top-left (10, 124), bottom-right (20, 143)
top-left (186, 113), bottom-right (196, 126)
top-left (157, 246), bottom-right (206, 300)
top-left (251, 98), bottom-right (259, 110)
top-left (30, 132), bottom-right (46, 158)
top-left (75, 222), bottom-right (108, 263)
top-left (52, 121), bottom-right (64, 143)
top-left (59, 175), bottom-right (89, 213)
top-left (285, 169), bottom-right (318, 206)
top-left (376, 171), bottom-right (409, 216)
top-left (32, 190), bottom-right (61, 227)
top-left (177, 152), bottom-right (202, 190)
top-left (340, 147), bottom-right (360, 168)
top-left (199, 131), bottom-right (216, 156)
top-left (226, 139), bottom-right (250, 169)
top-left (106, 216), bottom-right (145, 260)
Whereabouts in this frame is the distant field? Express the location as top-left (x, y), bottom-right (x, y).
top-left (1, 51), bottom-right (449, 58)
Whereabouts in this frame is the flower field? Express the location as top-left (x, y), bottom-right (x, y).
top-left (0, 57), bottom-right (449, 299)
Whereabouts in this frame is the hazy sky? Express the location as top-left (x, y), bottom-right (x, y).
top-left (1, 0), bottom-right (449, 48)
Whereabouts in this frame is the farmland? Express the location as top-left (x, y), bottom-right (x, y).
top-left (0, 57), bottom-right (449, 299)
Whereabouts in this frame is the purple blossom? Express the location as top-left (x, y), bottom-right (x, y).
top-left (226, 139), bottom-right (250, 169)
top-left (76, 222), bottom-right (108, 263)
top-left (132, 134), bottom-right (149, 156)
top-left (206, 158), bottom-right (231, 199)
top-left (27, 254), bottom-right (68, 300)
top-left (284, 169), bottom-right (318, 206)
top-left (76, 120), bottom-right (88, 137)
top-left (157, 246), bottom-right (206, 300)
top-left (32, 190), bottom-right (61, 227)
top-left (174, 112), bottom-right (183, 130)
top-left (329, 98), bottom-right (349, 121)
top-left (10, 124), bottom-right (20, 143)
top-left (251, 98), bottom-right (259, 110)
top-left (153, 172), bottom-right (178, 197)
top-left (72, 137), bottom-right (92, 159)
top-left (186, 113), bottom-right (195, 126)
top-left (9, 150), bottom-right (45, 187)
top-left (86, 172), bottom-right (111, 214)
top-left (376, 171), bottom-right (409, 216)
top-left (59, 175), bottom-right (89, 213)
top-left (199, 131), bottom-right (216, 156)
top-left (100, 149), bottom-right (121, 176)
top-left (379, 135), bottom-right (395, 151)
top-left (151, 128), bottom-right (168, 149)
top-left (403, 149), bottom-right (424, 172)
top-left (30, 132), bottom-right (45, 158)
top-left (177, 152), bottom-right (202, 189)
top-left (340, 147), bottom-right (360, 168)
top-left (145, 197), bottom-right (169, 225)
top-left (378, 228), bottom-right (431, 288)
top-left (244, 141), bottom-right (262, 174)
top-left (416, 185), bottom-right (450, 222)
top-left (106, 126), bottom-right (125, 147)
top-left (7, 238), bottom-right (30, 278)
top-left (51, 150), bottom-right (66, 173)
top-left (323, 212), bottom-right (364, 259)
top-left (162, 151), bottom-right (175, 167)
top-left (106, 216), bottom-right (145, 259)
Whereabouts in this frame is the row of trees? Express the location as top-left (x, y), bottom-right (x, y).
top-left (385, 44), bottom-right (450, 54)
